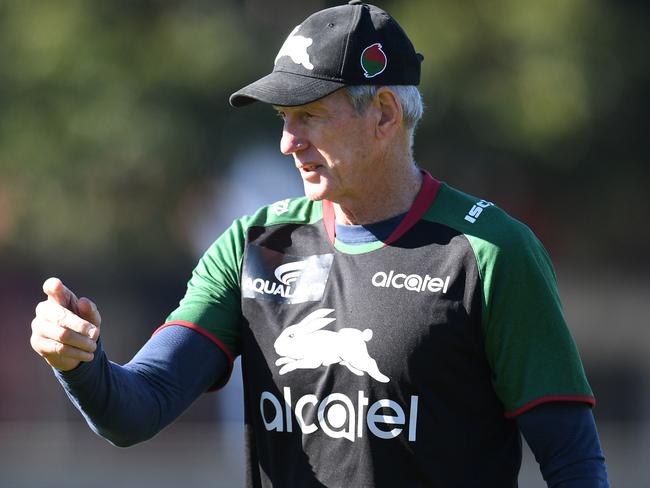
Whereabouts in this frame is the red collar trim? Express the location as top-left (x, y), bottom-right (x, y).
top-left (321, 170), bottom-right (442, 246)
top-left (322, 194), bottom-right (337, 244)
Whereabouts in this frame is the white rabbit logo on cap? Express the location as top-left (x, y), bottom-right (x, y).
top-left (275, 26), bottom-right (314, 70)
top-left (274, 308), bottom-right (389, 383)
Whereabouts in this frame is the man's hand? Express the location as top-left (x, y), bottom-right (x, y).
top-left (31, 277), bottom-right (102, 371)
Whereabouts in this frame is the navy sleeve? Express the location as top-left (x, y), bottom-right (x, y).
top-left (517, 402), bottom-right (609, 488)
top-left (54, 325), bottom-right (229, 447)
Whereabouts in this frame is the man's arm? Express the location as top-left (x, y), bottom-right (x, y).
top-left (55, 326), bottom-right (228, 446)
top-left (517, 402), bottom-right (609, 488)
top-left (31, 278), bottom-right (229, 446)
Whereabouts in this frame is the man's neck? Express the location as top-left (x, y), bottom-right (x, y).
top-left (333, 164), bottom-right (422, 225)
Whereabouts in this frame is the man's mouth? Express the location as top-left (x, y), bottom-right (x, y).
top-left (298, 163), bottom-right (319, 172)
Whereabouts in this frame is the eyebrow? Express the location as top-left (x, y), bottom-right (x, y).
top-left (273, 100), bottom-right (328, 113)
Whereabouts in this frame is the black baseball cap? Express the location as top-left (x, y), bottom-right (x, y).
top-left (229, 0), bottom-right (423, 108)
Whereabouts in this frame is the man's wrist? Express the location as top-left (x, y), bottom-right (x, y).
top-left (53, 338), bottom-right (103, 384)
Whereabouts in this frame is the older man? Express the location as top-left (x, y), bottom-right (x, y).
top-left (31, 2), bottom-right (609, 487)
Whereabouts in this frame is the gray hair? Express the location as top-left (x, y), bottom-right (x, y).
top-left (344, 85), bottom-right (424, 147)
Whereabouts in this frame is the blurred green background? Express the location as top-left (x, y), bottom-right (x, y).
top-left (1, 1), bottom-right (648, 486)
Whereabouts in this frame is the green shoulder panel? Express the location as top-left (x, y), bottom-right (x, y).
top-left (166, 197), bottom-right (321, 357)
top-left (244, 196), bottom-right (322, 229)
top-left (425, 183), bottom-right (593, 414)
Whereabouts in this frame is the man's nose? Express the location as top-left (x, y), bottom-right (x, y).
top-left (280, 123), bottom-right (307, 155)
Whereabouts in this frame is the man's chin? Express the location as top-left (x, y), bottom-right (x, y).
top-left (303, 182), bottom-right (329, 202)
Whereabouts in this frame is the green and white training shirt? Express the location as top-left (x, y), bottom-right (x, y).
top-left (163, 170), bottom-right (594, 487)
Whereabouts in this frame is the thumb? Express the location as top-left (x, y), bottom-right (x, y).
top-left (78, 297), bottom-right (102, 333)
top-left (43, 277), bottom-right (79, 314)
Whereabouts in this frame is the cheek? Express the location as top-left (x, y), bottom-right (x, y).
top-left (339, 129), bottom-right (374, 173)
top-left (316, 116), bottom-right (374, 174)
top-left (335, 122), bottom-right (371, 156)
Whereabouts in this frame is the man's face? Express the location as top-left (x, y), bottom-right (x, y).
top-left (276, 89), bottom-right (378, 203)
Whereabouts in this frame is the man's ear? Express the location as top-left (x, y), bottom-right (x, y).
top-left (374, 87), bottom-right (403, 139)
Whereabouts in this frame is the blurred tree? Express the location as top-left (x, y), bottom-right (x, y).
top-left (0, 0), bottom-right (260, 263)
top-left (0, 0), bottom-right (647, 271)
top-left (390, 0), bottom-right (649, 267)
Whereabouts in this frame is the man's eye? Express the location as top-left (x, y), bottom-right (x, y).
top-left (276, 112), bottom-right (286, 120)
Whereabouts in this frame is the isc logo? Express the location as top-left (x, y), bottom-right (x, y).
top-left (464, 199), bottom-right (493, 224)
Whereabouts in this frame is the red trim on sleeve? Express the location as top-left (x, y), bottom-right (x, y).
top-left (504, 395), bottom-right (596, 418)
top-left (152, 321), bottom-right (236, 392)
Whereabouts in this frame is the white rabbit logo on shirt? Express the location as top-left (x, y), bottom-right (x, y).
top-left (274, 308), bottom-right (389, 383)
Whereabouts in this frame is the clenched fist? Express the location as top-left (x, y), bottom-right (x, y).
top-left (31, 277), bottom-right (102, 371)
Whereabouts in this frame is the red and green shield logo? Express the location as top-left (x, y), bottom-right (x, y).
top-left (360, 43), bottom-right (387, 78)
